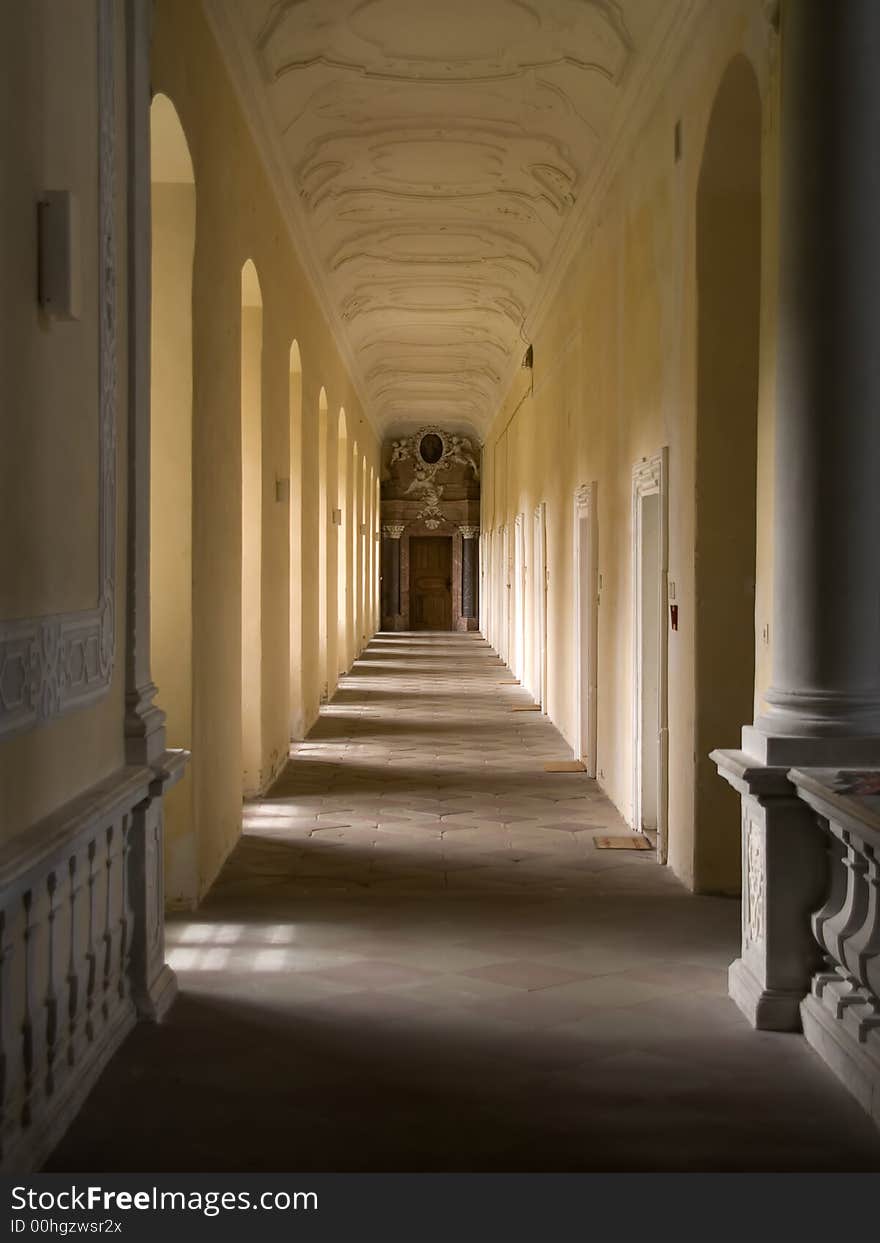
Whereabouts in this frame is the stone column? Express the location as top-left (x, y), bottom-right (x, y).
top-left (382, 524), bottom-right (405, 625)
top-left (746, 0), bottom-right (880, 762)
top-left (459, 526), bottom-right (479, 622)
top-left (714, 0), bottom-right (880, 1030)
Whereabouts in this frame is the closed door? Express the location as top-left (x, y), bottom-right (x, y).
top-left (410, 537), bottom-right (452, 630)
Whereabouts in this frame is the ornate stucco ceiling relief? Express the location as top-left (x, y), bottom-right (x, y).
top-left (212, 0), bottom-right (673, 437)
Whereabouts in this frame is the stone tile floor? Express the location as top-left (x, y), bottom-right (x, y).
top-left (48, 633), bottom-right (880, 1171)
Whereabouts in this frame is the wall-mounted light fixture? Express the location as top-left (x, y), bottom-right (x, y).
top-left (37, 190), bottom-right (81, 320)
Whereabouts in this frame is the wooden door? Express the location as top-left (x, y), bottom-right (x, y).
top-left (410, 537), bottom-right (452, 630)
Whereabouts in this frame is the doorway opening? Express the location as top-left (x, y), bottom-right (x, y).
top-left (350, 441), bottom-right (358, 656)
top-left (410, 536), bottom-right (453, 630)
top-left (574, 483), bottom-right (598, 776)
top-left (632, 452), bottom-right (668, 857)
top-left (513, 514), bottom-right (525, 681)
top-left (289, 341), bottom-right (303, 739)
top-left (360, 455), bottom-right (368, 645)
top-left (317, 389), bottom-right (328, 703)
top-left (532, 503), bottom-right (547, 712)
top-left (337, 408), bottom-right (348, 675)
top-left (500, 524), bottom-right (510, 664)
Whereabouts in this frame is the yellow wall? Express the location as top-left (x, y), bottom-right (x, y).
top-left (151, 173), bottom-right (195, 902)
top-left (482, 0), bottom-right (778, 893)
top-left (152, 0), bottom-right (380, 903)
top-left (0, 0), bottom-right (128, 844)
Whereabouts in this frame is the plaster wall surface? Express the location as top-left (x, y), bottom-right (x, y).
top-left (152, 0), bottom-right (379, 901)
top-left (0, 0), bottom-right (127, 843)
top-left (151, 177), bottom-right (195, 903)
top-left (482, 0), bottom-right (778, 892)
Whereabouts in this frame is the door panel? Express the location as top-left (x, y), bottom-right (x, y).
top-left (410, 537), bottom-right (452, 630)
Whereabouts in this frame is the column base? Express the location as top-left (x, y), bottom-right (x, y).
top-left (801, 993), bottom-right (880, 1129)
top-left (742, 725), bottom-right (880, 767)
top-left (729, 958), bottom-right (803, 1031)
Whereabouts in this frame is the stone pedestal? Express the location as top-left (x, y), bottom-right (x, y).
top-left (127, 750), bottom-right (187, 1022)
top-left (713, 751), bottom-right (825, 1029)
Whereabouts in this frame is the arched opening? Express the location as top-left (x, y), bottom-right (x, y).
top-left (336, 408), bottom-right (348, 674)
top-left (367, 464), bottom-right (376, 634)
top-left (241, 259), bottom-right (263, 796)
top-left (317, 388), bottom-right (329, 701)
top-left (289, 340), bottom-right (303, 738)
top-left (149, 93), bottom-right (196, 906)
top-left (695, 57), bottom-right (762, 891)
top-left (350, 440), bottom-right (358, 661)
top-left (374, 473), bottom-right (381, 631)
top-left (360, 455), bottom-right (368, 645)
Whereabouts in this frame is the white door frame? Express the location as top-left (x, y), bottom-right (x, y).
top-left (574, 483), bottom-right (598, 777)
top-left (533, 503), bottom-right (547, 712)
top-left (501, 523), bottom-right (510, 664)
top-left (632, 450), bottom-right (669, 863)
top-left (513, 514), bottom-right (525, 679)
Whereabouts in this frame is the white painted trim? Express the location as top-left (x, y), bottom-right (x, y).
top-left (513, 514), bottom-right (525, 681)
top-left (631, 450), bottom-right (669, 862)
top-left (0, 0), bottom-right (117, 738)
top-left (500, 523), bottom-right (511, 665)
top-left (573, 483), bottom-right (598, 777)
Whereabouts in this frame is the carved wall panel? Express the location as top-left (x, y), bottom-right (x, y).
top-left (0, 0), bottom-right (117, 739)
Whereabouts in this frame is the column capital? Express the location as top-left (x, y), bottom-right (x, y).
top-left (382, 523), bottom-right (406, 540)
top-left (458, 525), bottom-right (480, 540)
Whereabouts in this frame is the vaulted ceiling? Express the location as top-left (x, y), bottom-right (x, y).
top-left (207, 0), bottom-right (679, 438)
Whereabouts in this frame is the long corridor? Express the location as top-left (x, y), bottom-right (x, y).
top-left (49, 634), bottom-right (880, 1171)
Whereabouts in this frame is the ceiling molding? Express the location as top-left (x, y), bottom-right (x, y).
top-left (206, 1), bottom-right (705, 440)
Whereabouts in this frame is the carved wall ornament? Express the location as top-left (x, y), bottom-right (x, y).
top-left (745, 813), bottom-right (765, 947)
top-left (0, 0), bottom-right (117, 739)
top-left (385, 425), bottom-right (481, 529)
top-left (390, 426), bottom-right (480, 480)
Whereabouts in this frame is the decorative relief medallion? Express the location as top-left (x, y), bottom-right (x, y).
top-left (0, 0), bottom-right (117, 738)
top-left (388, 425), bottom-right (480, 528)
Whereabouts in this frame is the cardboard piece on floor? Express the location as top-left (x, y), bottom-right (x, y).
top-left (511, 704), bottom-right (541, 712)
top-left (593, 835), bottom-right (652, 850)
top-left (543, 760), bottom-right (586, 772)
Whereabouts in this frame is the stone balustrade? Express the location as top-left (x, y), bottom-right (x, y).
top-left (788, 768), bottom-right (880, 1126)
top-left (0, 757), bottom-right (183, 1172)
